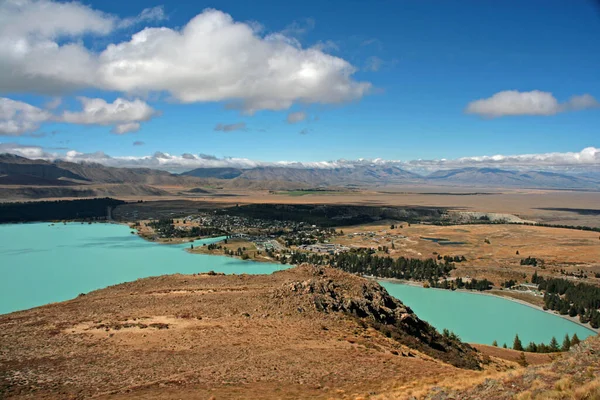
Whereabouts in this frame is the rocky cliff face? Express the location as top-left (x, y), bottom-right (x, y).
top-left (275, 265), bottom-right (481, 370)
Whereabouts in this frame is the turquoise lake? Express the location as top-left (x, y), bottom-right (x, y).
top-left (0, 222), bottom-right (595, 345)
top-left (0, 222), bottom-right (286, 315)
top-left (380, 281), bottom-right (595, 346)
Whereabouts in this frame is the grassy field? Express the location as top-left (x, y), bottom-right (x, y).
top-left (331, 222), bottom-right (600, 286)
top-left (274, 189), bottom-right (347, 196)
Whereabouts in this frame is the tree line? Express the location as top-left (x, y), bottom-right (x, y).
top-left (496, 333), bottom-right (581, 354)
top-left (0, 198), bottom-right (125, 223)
top-left (430, 220), bottom-right (600, 233)
top-left (148, 218), bottom-right (225, 238)
top-left (532, 272), bottom-right (600, 329)
top-left (520, 257), bottom-right (542, 267)
top-left (289, 248), bottom-right (456, 282)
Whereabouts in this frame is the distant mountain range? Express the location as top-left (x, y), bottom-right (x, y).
top-left (426, 167), bottom-right (600, 189)
top-left (181, 165), bottom-right (423, 186)
top-left (0, 154), bottom-right (197, 186)
top-left (182, 164), bottom-right (600, 190)
top-left (1, 154), bottom-right (599, 192)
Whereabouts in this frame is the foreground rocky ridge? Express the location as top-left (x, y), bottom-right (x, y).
top-left (1, 265), bottom-right (486, 399)
top-left (274, 267), bottom-right (480, 369)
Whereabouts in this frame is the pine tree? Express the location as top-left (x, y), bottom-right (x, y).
top-left (526, 342), bottom-right (538, 353)
top-left (513, 334), bottom-right (524, 351)
top-left (492, 340), bottom-right (498, 347)
top-left (561, 334), bottom-right (571, 351)
top-left (549, 336), bottom-right (559, 352)
top-left (517, 352), bottom-right (528, 367)
top-left (571, 333), bottom-right (580, 346)
top-left (502, 343), bottom-right (507, 349)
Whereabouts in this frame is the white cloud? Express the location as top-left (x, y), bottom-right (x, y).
top-left (112, 122), bottom-right (140, 134)
top-left (0, 97), bottom-right (52, 135)
top-left (1, 143), bottom-right (598, 174)
top-left (364, 56), bottom-right (383, 72)
top-left (280, 17), bottom-right (315, 37)
top-left (466, 90), bottom-right (600, 118)
top-left (214, 122), bottom-right (247, 132)
top-left (0, 0), bottom-right (114, 39)
top-left (61, 97), bottom-right (157, 134)
top-left (0, 96), bottom-right (156, 135)
top-left (286, 111), bottom-right (307, 124)
top-left (118, 6), bottom-right (166, 29)
top-left (98, 10), bottom-right (370, 113)
top-left (0, 4), bottom-right (371, 113)
top-left (44, 97), bottom-right (62, 110)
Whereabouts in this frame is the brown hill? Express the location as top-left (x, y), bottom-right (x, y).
top-left (0, 265), bottom-right (484, 399)
top-left (0, 154), bottom-right (201, 186)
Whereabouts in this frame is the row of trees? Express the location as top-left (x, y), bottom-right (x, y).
top-left (148, 218), bottom-right (225, 238)
top-left (288, 248), bottom-right (456, 282)
top-left (286, 248), bottom-right (498, 292)
top-left (432, 277), bottom-right (493, 291)
top-left (438, 255), bottom-right (467, 263)
top-left (501, 333), bottom-right (581, 353)
top-left (430, 219), bottom-right (600, 233)
top-left (0, 198), bottom-right (125, 223)
top-left (531, 273), bottom-right (600, 329)
top-left (520, 256), bottom-right (542, 267)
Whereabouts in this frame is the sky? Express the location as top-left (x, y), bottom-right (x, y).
top-left (0, 0), bottom-right (599, 172)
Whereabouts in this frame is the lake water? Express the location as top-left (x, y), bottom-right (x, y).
top-left (0, 223), bottom-right (595, 346)
top-left (0, 222), bottom-right (286, 315)
top-left (380, 281), bottom-right (595, 346)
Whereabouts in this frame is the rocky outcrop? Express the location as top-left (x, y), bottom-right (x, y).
top-left (277, 265), bottom-right (481, 370)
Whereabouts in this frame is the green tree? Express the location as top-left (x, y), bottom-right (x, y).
top-left (502, 343), bottom-right (507, 349)
top-left (517, 352), bottom-right (528, 367)
top-left (561, 334), bottom-right (571, 351)
top-left (549, 336), bottom-right (560, 352)
top-left (525, 342), bottom-right (538, 353)
top-left (513, 334), bottom-right (524, 351)
top-left (571, 333), bottom-right (580, 346)
top-left (492, 340), bottom-right (498, 347)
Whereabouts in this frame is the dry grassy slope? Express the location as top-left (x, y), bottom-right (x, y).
top-left (1, 266), bottom-right (489, 400)
top-left (406, 336), bottom-right (600, 400)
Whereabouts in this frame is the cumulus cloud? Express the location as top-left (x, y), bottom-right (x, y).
top-left (286, 111), bottom-right (307, 124)
top-left (466, 90), bottom-right (600, 118)
top-left (0, 98), bottom-right (52, 135)
top-left (0, 0), bottom-right (163, 93)
top-left (0, 96), bottom-right (156, 135)
top-left (61, 97), bottom-right (157, 134)
top-left (1, 142), bottom-right (598, 174)
top-left (0, 0), bottom-right (114, 39)
top-left (214, 122), bottom-right (247, 132)
top-left (0, 4), bottom-right (371, 113)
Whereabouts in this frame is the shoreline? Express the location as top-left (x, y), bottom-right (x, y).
top-left (374, 276), bottom-right (599, 334)
top-left (5, 222), bottom-right (599, 335)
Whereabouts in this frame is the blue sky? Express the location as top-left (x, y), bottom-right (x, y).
top-left (1, 0), bottom-right (599, 169)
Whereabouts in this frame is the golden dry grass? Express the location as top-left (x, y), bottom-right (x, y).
top-left (332, 222), bottom-right (600, 285)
